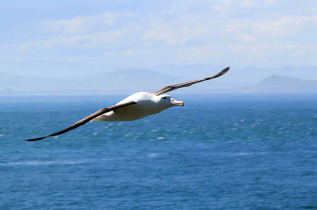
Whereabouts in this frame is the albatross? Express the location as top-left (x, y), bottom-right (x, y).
top-left (26, 67), bottom-right (229, 141)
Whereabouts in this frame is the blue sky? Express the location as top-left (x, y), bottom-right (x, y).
top-left (0, 0), bottom-right (316, 77)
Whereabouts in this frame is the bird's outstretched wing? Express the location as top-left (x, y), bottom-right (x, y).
top-left (152, 67), bottom-right (230, 96)
top-left (26, 101), bottom-right (137, 142)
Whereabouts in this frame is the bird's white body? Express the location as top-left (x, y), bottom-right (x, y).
top-left (92, 92), bottom-right (184, 121)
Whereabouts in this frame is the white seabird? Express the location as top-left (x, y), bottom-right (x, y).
top-left (26, 67), bottom-right (229, 141)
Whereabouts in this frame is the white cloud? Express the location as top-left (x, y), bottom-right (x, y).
top-left (42, 12), bottom-right (131, 34)
top-left (255, 16), bottom-right (317, 36)
top-left (228, 43), bottom-right (317, 66)
top-left (222, 15), bottom-right (317, 42)
top-left (3, 0), bottom-right (316, 68)
top-left (142, 24), bottom-right (207, 46)
top-left (20, 37), bottom-right (80, 51)
top-left (241, 0), bottom-right (279, 7)
top-left (19, 29), bottom-right (129, 52)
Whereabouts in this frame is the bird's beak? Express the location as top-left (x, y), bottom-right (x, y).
top-left (171, 98), bottom-right (184, 106)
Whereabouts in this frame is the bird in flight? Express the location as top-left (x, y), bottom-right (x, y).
top-left (26, 67), bottom-right (229, 141)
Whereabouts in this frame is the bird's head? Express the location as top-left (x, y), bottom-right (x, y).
top-left (158, 95), bottom-right (184, 107)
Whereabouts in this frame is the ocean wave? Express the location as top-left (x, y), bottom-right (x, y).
top-left (0, 160), bottom-right (90, 166)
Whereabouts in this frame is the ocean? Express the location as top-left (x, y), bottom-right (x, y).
top-left (0, 94), bottom-right (316, 209)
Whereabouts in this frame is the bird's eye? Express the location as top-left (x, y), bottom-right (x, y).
top-left (163, 97), bottom-right (167, 99)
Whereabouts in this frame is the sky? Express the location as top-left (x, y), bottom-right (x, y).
top-left (0, 0), bottom-right (317, 77)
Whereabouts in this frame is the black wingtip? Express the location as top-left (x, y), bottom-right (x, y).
top-left (25, 137), bottom-right (46, 142)
top-left (25, 139), bottom-right (37, 142)
top-left (218, 67), bottom-right (230, 76)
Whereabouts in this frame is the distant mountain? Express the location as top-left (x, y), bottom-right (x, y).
top-left (2, 58), bottom-right (317, 84)
top-left (81, 69), bottom-right (180, 94)
top-left (153, 65), bottom-right (317, 86)
top-left (0, 72), bottom-right (79, 94)
top-left (246, 76), bottom-right (317, 93)
top-left (0, 70), bottom-right (181, 95)
top-left (1, 66), bottom-right (317, 95)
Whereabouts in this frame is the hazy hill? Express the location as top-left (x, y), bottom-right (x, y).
top-left (0, 70), bottom-right (180, 95)
top-left (152, 65), bottom-right (317, 86)
top-left (247, 76), bottom-right (317, 93)
top-left (80, 69), bottom-right (181, 94)
top-left (1, 66), bottom-right (317, 95)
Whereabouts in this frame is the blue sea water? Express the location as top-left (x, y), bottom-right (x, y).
top-left (0, 94), bottom-right (316, 210)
